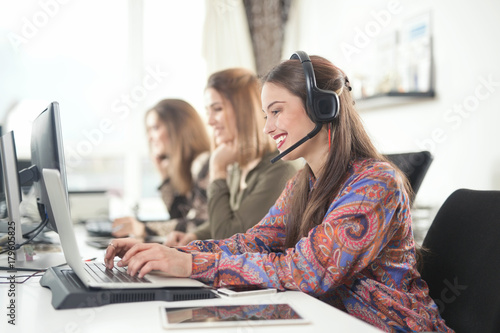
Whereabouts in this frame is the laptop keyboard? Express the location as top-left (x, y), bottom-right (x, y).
top-left (84, 262), bottom-right (151, 284)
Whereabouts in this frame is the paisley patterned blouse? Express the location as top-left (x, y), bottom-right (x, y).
top-left (180, 159), bottom-right (453, 332)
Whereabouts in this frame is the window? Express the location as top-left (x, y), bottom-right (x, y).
top-left (1, 1), bottom-right (207, 209)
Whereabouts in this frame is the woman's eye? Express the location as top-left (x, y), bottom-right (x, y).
top-left (264, 110), bottom-right (281, 119)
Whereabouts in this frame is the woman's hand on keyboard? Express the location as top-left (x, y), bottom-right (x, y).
top-left (104, 238), bottom-right (141, 269)
top-left (115, 242), bottom-right (192, 278)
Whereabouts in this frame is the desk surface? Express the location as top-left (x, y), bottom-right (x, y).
top-left (0, 226), bottom-right (382, 333)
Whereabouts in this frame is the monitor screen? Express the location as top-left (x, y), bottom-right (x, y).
top-left (19, 101), bottom-right (68, 233)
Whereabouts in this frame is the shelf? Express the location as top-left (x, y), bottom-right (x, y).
top-left (355, 91), bottom-right (436, 111)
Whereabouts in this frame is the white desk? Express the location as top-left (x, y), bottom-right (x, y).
top-left (0, 227), bottom-right (382, 333)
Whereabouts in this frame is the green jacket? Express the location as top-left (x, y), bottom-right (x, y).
top-left (194, 150), bottom-right (302, 240)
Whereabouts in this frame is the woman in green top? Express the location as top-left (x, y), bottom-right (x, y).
top-left (166, 68), bottom-right (302, 246)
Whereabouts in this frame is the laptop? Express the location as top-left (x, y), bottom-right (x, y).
top-left (42, 168), bottom-right (207, 290)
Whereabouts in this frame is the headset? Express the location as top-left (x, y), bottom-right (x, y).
top-left (291, 50), bottom-right (340, 123)
top-left (270, 51), bottom-right (340, 163)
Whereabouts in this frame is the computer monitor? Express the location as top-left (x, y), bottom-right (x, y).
top-left (0, 103), bottom-right (68, 270)
top-left (19, 101), bottom-right (68, 233)
top-left (0, 131), bottom-right (24, 257)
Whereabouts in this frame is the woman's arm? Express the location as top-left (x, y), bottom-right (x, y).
top-left (105, 176), bottom-right (296, 278)
top-left (181, 171), bottom-right (300, 255)
top-left (189, 163), bottom-right (409, 293)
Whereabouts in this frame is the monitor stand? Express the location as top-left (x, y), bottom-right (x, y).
top-left (0, 218), bottom-right (66, 271)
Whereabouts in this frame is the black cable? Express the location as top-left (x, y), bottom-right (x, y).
top-left (0, 217), bottom-right (49, 255)
top-left (15, 218), bottom-right (49, 249)
top-left (22, 219), bottom-right (46, 238)
top-left (37, 202), bottom-right (47, 224)
top-left (0, 270), bottom-right (44, 284)
top-left (22, 203), bottom-right (49, 238)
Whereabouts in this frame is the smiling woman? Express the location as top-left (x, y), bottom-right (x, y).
top-left (105, 52), bottom-right (453, 332)
top-left (204, 88), bottom-right (237, 147)
top-left (164, 68), bottom-right (302, 246)
top-left (262, 84), bottom-right (322, 165)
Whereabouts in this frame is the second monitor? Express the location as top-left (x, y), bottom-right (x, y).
top-left (20, 101), bottom-right (69, 233)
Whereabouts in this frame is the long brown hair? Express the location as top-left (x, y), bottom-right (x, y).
top-left (262, 56), bottom-right (411, 248)
top-left (206, 68), bottom-right (273, 167)
top-left (146, 99), bottom-right (210, 195)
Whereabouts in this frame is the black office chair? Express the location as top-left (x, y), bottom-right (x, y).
top-left (384, 151), bottom-right (433, 205)
top-left (420, 189), bottom-right (500, 333)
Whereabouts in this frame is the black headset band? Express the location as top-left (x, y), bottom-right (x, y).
top-left (290, 51), bottom-right (317, 100)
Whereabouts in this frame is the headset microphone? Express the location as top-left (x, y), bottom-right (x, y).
top-left (270, 51), bottom-right (340, 164)
top-left (270, 123), bottom-right (321, 164)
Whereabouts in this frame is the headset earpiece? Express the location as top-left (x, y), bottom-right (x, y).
top-left (290, 51), bottom-right (339, 123)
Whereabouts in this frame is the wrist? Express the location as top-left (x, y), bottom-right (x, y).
top-left (137, 222), bottom-right (147, 239)
top-left (186, 253), bottom-right (193, 276)
top-left (186, 232), bottom-right (197, 243)
top-left (210, 169), bottom-right (227, 182)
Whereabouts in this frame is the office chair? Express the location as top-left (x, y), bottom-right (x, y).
top-left (384, 151), bottom-right (433, 205)
top-left (420, 189), bottom-right (500, 333)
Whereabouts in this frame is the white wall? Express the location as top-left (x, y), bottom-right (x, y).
top-left (285, 0), bottom-right (500, 208)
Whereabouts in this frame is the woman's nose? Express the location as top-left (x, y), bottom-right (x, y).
top-left (207, 111), bottom-right (216, 126)
top-left (263, 116), bottom-right (274, 135)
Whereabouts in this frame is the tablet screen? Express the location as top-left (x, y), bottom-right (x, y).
top-left (160, 303), bottom-right (309, 329)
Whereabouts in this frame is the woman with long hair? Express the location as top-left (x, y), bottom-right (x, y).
top-left (112, 99), bottom-right (211, 238)
top-left (165, 67), bottom-right (301, 246)
top-left (105, 54), bottom-right (452, 332)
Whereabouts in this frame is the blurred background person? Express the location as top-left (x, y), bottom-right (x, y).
top-left (112, 99), bottom-right (211, 239)
top-left (166, 68), bottom-right (302, 246)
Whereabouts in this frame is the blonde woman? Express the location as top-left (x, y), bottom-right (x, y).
top-left (165, 68), bottom-right (302, 246)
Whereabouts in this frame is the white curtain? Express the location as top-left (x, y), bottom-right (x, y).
top-left (202, 0), bottom-right (256, 75)
top-left (281, 0), bottom-right (303, 59)
top-left (281, 0), bottom-right (324, 60)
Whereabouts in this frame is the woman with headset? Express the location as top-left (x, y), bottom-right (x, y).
top-left (164, 67), bottom-right (301, 246)
top-left (105, 53), bottom-right (452, 332)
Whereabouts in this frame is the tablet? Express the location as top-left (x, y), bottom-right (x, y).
top-left (159, 303), bottom-right (309, 329)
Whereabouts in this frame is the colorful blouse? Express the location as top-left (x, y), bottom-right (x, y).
top-left (180, 159), bottom-right (453, 332)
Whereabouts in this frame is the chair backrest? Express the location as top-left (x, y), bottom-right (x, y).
top-left (384, 151), bottom-right (433, 204)
top-left (420, 189), bottom-right (500, 333)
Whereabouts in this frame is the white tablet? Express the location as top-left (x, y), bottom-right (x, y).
top-left (159, 303), bottom-right (309, 329)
